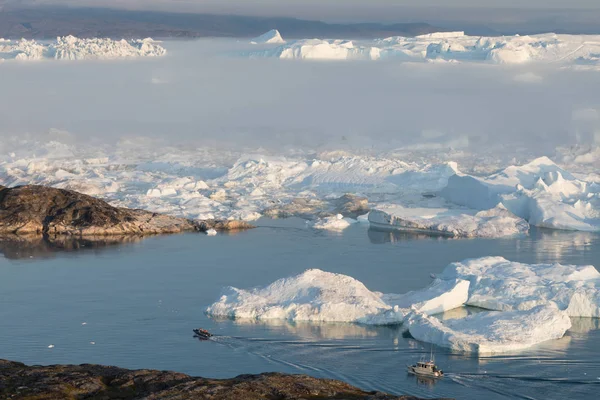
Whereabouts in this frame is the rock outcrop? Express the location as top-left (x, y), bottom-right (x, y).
top-left (0, 360), bottom-right (439, 400)
top-left (0, 185), bottom-right (253, 236)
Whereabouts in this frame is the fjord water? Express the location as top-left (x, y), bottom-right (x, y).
top-left (1, 220), bottom-right (599, 399)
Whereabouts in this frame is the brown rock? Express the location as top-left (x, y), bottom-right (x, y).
top-left (0, 359), bottom-right (449, 400)
top-left (0, 185), bottom-right (253, 236)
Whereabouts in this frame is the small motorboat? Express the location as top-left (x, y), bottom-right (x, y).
top-left (193, 328), bottom-right (213, 340)
top-left (407, 360), bottom-right (443, 378)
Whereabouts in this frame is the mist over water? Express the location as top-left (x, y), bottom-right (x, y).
top-left (1, 39), bottom-right (599, 157)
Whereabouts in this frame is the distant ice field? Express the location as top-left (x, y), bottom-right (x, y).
top-left (0, 37), bottom-right (599, 234)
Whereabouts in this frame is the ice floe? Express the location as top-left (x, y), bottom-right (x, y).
top-left (0, 36), bottom-right (166, 61)
top-left (309, 214), bottom-right (356, 231)
top-left (368, 204), bottom-right (528, 238)
top-left (251, 29), bottom-right (286, 44)
top-left (406, 304), bottom-right (571, 353)
top-left (246, 32), bottom-right (600, 67)
top-left (439, 256), bottom-right (600, 317)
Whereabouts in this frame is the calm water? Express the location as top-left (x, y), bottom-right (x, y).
top-left (1, 219), bottom-right (599, 399)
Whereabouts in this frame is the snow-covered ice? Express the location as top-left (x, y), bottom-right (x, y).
top-left (251, 29), bottom-right (286, 44)
top-left (310, 214), bottom-right (356, 231)
top-left (206, 269), bottom-right (471, 324)
top-left (368, 204), bottom-right (529, 238)
top-left (247, 32), bottom-right (600, 68)
top-left (441, 157), bottom-right (600, 232)
top-left (205, 269), bottom-right (400, 324)
top-left (0, 36), bottom-right (166, 61)
top-left (439, 256), bottom-right (600, 317)
top-left (406, 304), bottom-right (571, 353)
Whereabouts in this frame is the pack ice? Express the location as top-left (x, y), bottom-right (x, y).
top-left (439, 256), bottom-right (600, 317)
top-left (0, 36), bottom-right (166, 60)
top-left (206, 269), bottom-right (469, 324)
top-left (247, 32), bottom-right (600, 67)
top-left (441, 157), bottom-right (600, 232)
top-left (406, 304), bottom-right (571, 353)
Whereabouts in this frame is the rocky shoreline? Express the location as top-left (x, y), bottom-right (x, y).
top-left (0, 359), bottom-right (444, 400)
top-left (0, 185), bottom-right (253, 236)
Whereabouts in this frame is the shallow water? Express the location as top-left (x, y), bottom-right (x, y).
top-left (1, 220), bottom-right (599, 399)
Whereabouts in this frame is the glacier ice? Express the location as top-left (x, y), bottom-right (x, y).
top-left (250, 29), bottom-right (286, 44)
top-left (244, 32), bottom-right (600, 67)
top-left (309, 214), bottom-right (356, 231)
top-left (206, 269), bottom-right (471, 325)
top-left (406, 304), bottom-right (571, 353)
top-left (441, 157), bottom-right (600, 232)
top-left (206, 256), bottom-right (600, 352)
top-left (368, 204), bottom-right (529, 238)
top-left (0, 36), bottom-right (166, 61)
top-left (439, 256), bottom-right (600, 317)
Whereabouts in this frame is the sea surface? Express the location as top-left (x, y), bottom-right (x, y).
top-left (1, 219), bottom-right (599, 399)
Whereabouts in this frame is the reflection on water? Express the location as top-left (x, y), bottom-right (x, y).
top-left (528, 228), bottom-right (598, 263)
top-left (0, 234), bottom-right (143, 260)
top-left (368, 228), bottom-right (450, 244)
top-left (210, 316), bottom-right (392, 340)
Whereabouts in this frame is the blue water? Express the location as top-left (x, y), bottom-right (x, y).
top-left (1, 219), bottom-right (599, 399)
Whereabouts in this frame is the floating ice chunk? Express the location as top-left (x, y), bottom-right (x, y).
top-left (207, 269), bottom-right (470, 324)
top-left (206, 269), bottom-right (397, 324)
top-left (310, 214), bottom-right (356, 231)
top-left (383, 279), bottom-right (470, 315)
top-left (406, 304), bottom-right (571, 353)
top-left (439, 256), bottom-right (600, 317)
top-left (441, 157), bottom-right (600, 232)
top-left (368, 204), bottom-right (528, 238)
top-left (250, 29), bottom-right (286, 44)
top-left (206, 229), bottom-right (218, 236)
top-left (252, 39), bottom-right (379, 60)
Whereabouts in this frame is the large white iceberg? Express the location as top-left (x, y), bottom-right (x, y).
top-left (439, 256), bottom-right (600, 317)
top-left (206, 269), bottom-right (470, 325)
top-left (368, 204), bottom-right (528, 238)
top-left (250, 29), bottom-right (286, 44)
top-left (441, 157), bottom-right (600, 232)
top-left (252, 39), bottom-right (380, 60)
top-left (406, 304), bottom-right (571, 353)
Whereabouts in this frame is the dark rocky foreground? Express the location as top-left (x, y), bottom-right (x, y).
top-left (0, 185), bottom-right (252, 236)
top-left (0, 360), bottom-right (444, 400)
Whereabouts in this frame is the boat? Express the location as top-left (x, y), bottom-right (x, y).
top-left (407, 360), bottom-right (443, 378)
top-left (193, 328), bottom-right (213, 340)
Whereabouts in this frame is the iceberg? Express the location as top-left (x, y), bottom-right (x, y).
top-left (368, 204), bottom-right (528, 238)
top-left (206, 269), bottom-right (470, 325)
top-left (439, 256), bottom-right (600, 317)
top-left (205, 269), bottom-right (398, 324)
top-left (441, 157), bottom-right (600, 232)
top-left (250, 29), bottom-right (286, 44)
top-left (0, 36), bottom-right (166, 61)
top-left (245, 32), bottom-right (600, 67)
top-left (406, 304), bottom-right (571, 353)
top-left (252, 39), bottom-right (380, 60)
top-left (309, 214), bottom-right (356, 231)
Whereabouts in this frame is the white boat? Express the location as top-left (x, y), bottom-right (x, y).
top-left (407, 360), bottom-right (443, 378)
